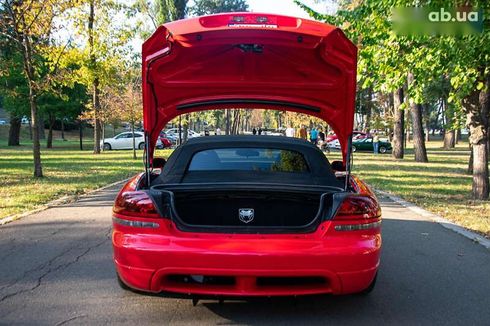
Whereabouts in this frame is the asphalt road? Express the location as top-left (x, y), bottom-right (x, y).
top-left (0, 184), bottom-right (489, 326)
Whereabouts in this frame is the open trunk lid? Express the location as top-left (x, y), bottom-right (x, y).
top-left (142, 12), bottom-right (357, 163)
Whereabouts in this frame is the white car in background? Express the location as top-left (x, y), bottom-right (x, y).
top-left (328, 139), bottom-right (341, 150)
top-left (164, 128), bottom-right (201, 138)
top-left (101, 131), bottom-right (163, 150)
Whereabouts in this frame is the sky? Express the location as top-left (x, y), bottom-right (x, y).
top-left (247, 0), bottom-right (337, 18)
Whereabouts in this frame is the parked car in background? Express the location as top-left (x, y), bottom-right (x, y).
top-left (328, 138), bottom-right (340, 149)
top-left (326, 131), bottom-right (367, 143)
top-left (21, 116), bottom-right (29, 124)
top-left (164, 128), bottom-right (200, 139)
top-left (0, 119), bottom-right (7, 125)
top-left (101, 131), bottom-right (163, 150)
top-left (352, 137), bottom-right (392, 153)
top-left (159, 132), bottom-right (174, 148)
top-left (164, 133), bottom-right (179, 143)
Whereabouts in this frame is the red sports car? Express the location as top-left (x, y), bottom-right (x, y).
top-left (327, 131), bottom-right (367, 143)
top-left (159, 132), bottom-right (174, 148)
top-left (112, 13), bottom-right (381, 299)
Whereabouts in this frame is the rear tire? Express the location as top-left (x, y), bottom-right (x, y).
top-left (351, 145), bottom-right (357, 152)
top-left (379, 146), bottom-right (387, 154)
top-left (138, 142), bottom-right (145, 150)
top-left (116, 273), bottom-right (131, 291)
top-left (103, 143), bottom-right (111, 150)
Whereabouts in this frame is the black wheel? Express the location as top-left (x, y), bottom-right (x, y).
top-left (138, 142), bottom-right (145, 150)
top-left (116, 273), bottom-right (131, 291)
top-left (103, 143), bottom-right (111, 150)
top-left (379, 146), bottom-right (387, 154)
top-left (351, 145), bottom-right (357, 152)
top-left (358, 272), bottom-right (377, 295)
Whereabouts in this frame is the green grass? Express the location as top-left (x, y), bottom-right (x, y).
top-left (0, 136), bottom-right (172, 219)
top-left (327, 140), bottom-right (489, 238)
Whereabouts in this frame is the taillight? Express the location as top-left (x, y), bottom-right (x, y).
top-left (113, 191), bottom-right (159, 218)
top-left (335, 195), bottom-right (381, 220)
top-left (333, 195), bottom-right (381, 231)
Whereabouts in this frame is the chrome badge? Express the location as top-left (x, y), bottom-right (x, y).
top-left (238, 208), bottom-right (254, 224)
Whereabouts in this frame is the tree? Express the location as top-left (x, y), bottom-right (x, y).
top-left (190, 0), bottom-right (248, 16)
top-left (40, 79), bottom-right (88, 148)
top-left (88, 0), bottom-right (102, 154)
top-left (446, 29), bottom-right (489, 200)
top-left (134, 0), bottom-right (188, 34)
top-left (1, 0), bottom-right (73, 177)
top-left (0, 51), bottom-right (29, 146)
top-left (103, 67), bottom-right (142, 159)
top-left (67, 0), bottom-right (133, 154)
top-left (297, 0), bottom-right (488, 199)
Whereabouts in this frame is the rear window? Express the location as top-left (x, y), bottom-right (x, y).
top-left (187, 148), bottom-right (309, 173)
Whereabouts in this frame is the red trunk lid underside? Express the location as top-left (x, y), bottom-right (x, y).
top-left (142, 13), bottom-right (357, 162)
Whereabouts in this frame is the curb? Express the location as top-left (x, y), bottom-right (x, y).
top-left (376, 189), bottom-right (490, 250)
top-left (0, 178), bottom-right (130, 226)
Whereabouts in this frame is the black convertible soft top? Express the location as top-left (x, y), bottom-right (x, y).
top-left (154, 135), bottom-right (343, 189)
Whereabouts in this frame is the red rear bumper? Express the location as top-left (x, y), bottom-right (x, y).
top-left (112, 218), bottom-right (381, 296)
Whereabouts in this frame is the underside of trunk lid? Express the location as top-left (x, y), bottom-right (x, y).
top-left (142, 13), bottom-right (357, 163)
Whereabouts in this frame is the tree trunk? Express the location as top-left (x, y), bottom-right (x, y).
top-left (472, 143), bottom-right (489, 199)
top-left (19, 25), bottom-right (43, 177)
top-left (61, 119), bottom-right (66, 141)
top-left (231, 110), bottom-right (241, 135)
top-left (183, 115), bottom-right (188, 142)
top-left (225, 109), bottom-right (231, 135)
top-left (423, 104), bottom-right (430, 142)
top-left (178, 115), bottom-right (182, 145)
top-left (28, 117), bottom-right (32, 140)
top-left (365, 86), bottom-right (373, 131)
top-left (101, 120), bottom-right (105, 151)
top-left (443, 130), bottom-right (456, 149)
top-left (215, 110), bottom-right (222, 130)
top-left (29, 85), bottom-right (43, 177)
top-left (8, 115), bottom-right (21, 146)
top-left (37, 113), bottom-right (45, 140)
top-left (408, 73), bottom-right (428, 162)
top-left (464, 78), bottom-right (489, 200)
top-left (410, 103), bottom-right (429, 162)
top-left (442, 97), bottom-right (456, 149)
top-left (468, 144), bottom-right (473, 175)
top-left (79, 120), bottom-right (84, 151)
top-left (46, 113), bottom-right (55, 148)
top-left (89, 0), bottom-right (101, 154)
top-left (92, 84), bottom-right (102, 153)
top-left (392, 88), bottom-right (405, 159)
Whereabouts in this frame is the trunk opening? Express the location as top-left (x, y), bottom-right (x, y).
top-left (150, 184), bottom-right (344, 233)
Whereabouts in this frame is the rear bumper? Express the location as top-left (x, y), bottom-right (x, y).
top-left (113, 221), bottom-right (381, 296)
